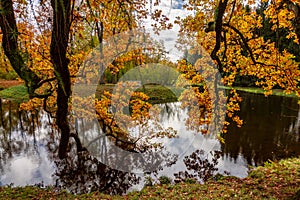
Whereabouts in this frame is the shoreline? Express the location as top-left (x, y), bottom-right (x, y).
top-left (0, 82), bottom-right (297, 104)
top-left (0, 156), bottom-right (299, 199)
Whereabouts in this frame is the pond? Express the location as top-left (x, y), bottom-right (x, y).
top-left (0, 91), bottom-right (299, 194)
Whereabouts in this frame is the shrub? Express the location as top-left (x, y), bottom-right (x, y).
top-left (159, 176), bottom-right (172, 185)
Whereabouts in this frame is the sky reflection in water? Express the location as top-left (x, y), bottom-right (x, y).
top-left (0, 92), bottom-right (299, 191)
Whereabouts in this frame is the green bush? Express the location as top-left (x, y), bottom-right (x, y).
top-left (184, 178), bottom-right (197, 184)
top-left (159, 176), bottom-right (172, 185)
top-left (144, 176), bottom-right (153, 186)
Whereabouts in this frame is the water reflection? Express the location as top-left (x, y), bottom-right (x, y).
top-left (145, 102), bottom-right (242, 178)
top-left (222, 91), bottom-right (300, 166)
top-left (0, 99), bottom-right (57, 186)
top-left (0, 92), bottom-right (299, 193)
top-left (1, 146), bottom-right (54, 186)
top-left (54, 151), bottom-right (141, 194)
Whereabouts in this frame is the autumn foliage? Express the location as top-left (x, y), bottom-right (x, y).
top-left (0, 0), bottom-right (299, 157)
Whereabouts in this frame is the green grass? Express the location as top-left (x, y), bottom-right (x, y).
top-left (0, 85), bottom-right (29, 102)
top-left (1, 83), bottom-right (298, 104)
top-left (219, 85), bottom-right (298, 98)
top-left (0, 157), bottom-right (299, 199)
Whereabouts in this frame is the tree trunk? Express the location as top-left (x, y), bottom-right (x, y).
top-left (210, 0), bottom-right (228, 72)
top-left (50, 0), bottom-right (72, 159)
top-left (0, 0), bottom-right (41, 95)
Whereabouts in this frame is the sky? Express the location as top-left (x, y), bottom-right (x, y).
top-left (141, 0), bottom-right (193, 61)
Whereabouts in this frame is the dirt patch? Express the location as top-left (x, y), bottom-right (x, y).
top-left (0, 80), bottom-right (23, 89)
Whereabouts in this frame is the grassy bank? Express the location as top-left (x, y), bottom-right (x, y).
top-left (0, 157), bottom-right (299, 199)
top-left (0, 82), bottom-right (298, 104)
top-left (219, 85), bottom-right (298, 98)
top-left (0, 83), bottom-right (180, 104)
top-left (0, 85), bottom-right (29, 103)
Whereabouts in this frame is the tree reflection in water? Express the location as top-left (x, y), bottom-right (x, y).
top-left (54, 150), bottom-right (141, 194)
top-left (0, 99), bottom-right (180, 194)
top-left (1, 93), bottom-right (299, 194)
top-left (222, 92), bottom-right (300, 166)
top-left (54, 117), bottom-right (179, 194)
top-left (174, 150), bottom-right (225, 183)
top-left (0, 99), bottom-right (58, 186)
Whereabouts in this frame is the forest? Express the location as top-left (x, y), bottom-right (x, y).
top-left (0, 0), bottom-right (299, 198)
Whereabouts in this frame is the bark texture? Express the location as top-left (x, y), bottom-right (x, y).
top-left (50, 0), bottom-right (72, 159)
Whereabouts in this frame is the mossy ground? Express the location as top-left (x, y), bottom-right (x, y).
top-left (0, 157), bottom-right (299, 199)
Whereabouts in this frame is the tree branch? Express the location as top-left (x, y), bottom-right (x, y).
top-left (211, 0), bottom-right (229, 72)
top-left (223, 23), bottom-right (277, 67)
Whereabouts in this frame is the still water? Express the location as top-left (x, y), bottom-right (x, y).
top-left (0, 91), bottom-right (299, 193)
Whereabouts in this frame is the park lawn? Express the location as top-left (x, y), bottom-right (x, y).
top-left (0, 157), bottom-right (299, 199)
